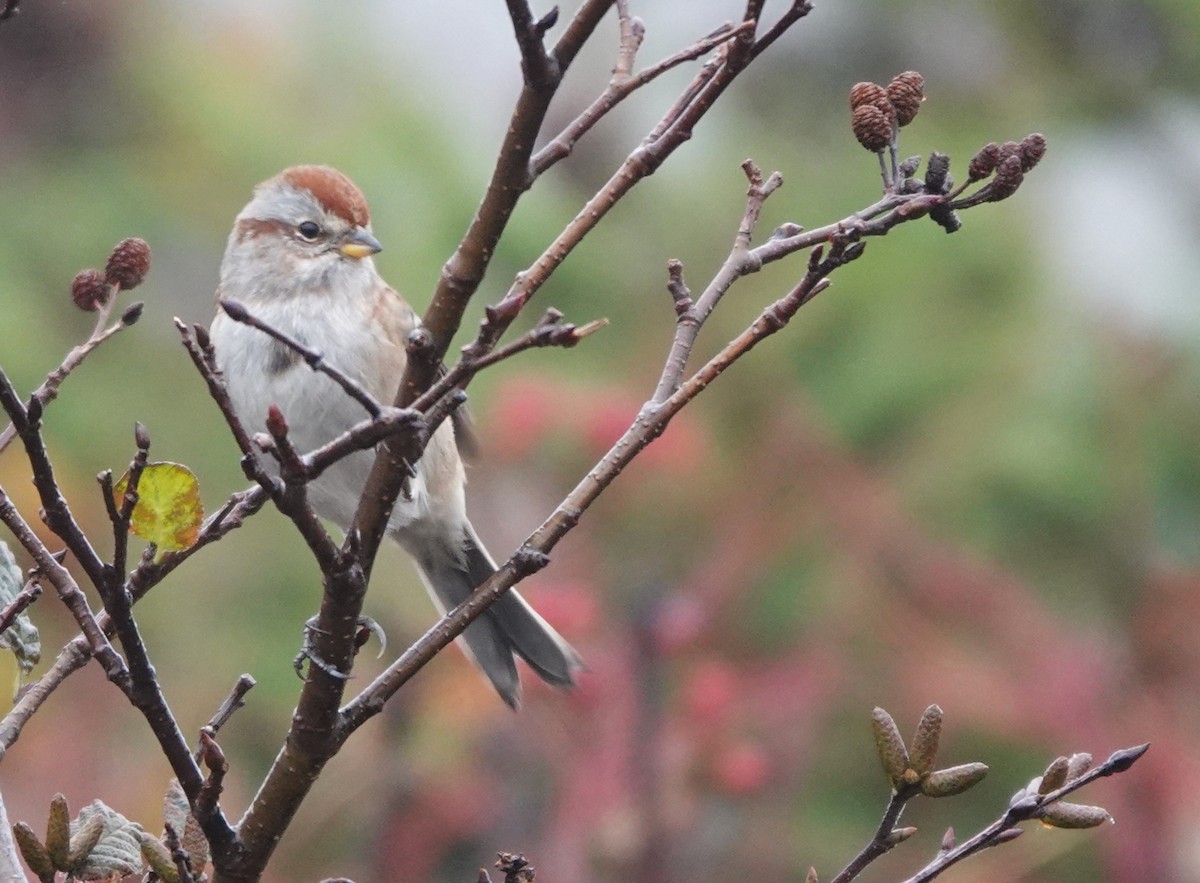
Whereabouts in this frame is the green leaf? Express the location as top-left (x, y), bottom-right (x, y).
top-left (113, 462), bottom-right (204, 554)
top-left (0, 539), bottom-right (40, 681)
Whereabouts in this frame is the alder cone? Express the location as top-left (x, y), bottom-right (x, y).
top-left (104, 237), bottom-right (151, 290)
top-left (887, 71), bottom-right (925, 126)
top-left (71, 268), bottom-right (110, 312)
top-left (852, 104), bottom-right (893, 152)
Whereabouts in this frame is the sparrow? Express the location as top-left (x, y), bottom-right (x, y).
top-left (209, 165), bottom-right (583, 707)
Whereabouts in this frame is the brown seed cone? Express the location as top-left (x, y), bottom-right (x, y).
top-left (967, 142), bottom-right (1002, 181)
top-left (852, 103), bottom-right (894, 152)
top-left (1019, 133), bottom-right (1047, 171)
top-left (849, 81), bottom-right (888, 110)
top-left (997, 140), bottom-right (1023, 164)
top-left (104, 237), bottom-right (151, 290)
top-left (887, 71), bottom-right (925, 126)
top-left (988, 154), bottom-right (1025, 201)
top-left (71, 268), bottom-right (111, 312)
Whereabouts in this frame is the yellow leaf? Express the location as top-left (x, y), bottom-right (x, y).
top-left (112, 462), bottom-right (203, 553)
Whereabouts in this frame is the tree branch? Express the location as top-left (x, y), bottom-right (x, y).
top-left (0, 578), bottom-right (40, 640)
top-left (0, 300), bottom-right (141, 456)
top-left (347, 0), bottom-right (615, 595)
top-left (216, 300), bottom-right (383, 418)
top-left (337, 175), bottom-right (868, 733)
top-left (0, 370), bottom-right (110, 590)
top-left (901, 744), bottom-right (1150, 882)
top-left (531, 14), bottom-right (756, 176)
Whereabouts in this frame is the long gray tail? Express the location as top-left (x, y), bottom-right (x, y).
top-left (398, 523), bottom-right (583, 708)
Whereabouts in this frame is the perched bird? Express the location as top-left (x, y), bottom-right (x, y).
top-left (209, 165), bottom-right (582, 707)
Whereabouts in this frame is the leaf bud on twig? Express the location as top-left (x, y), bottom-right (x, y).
top-left (871, 707), bottom-right (909, 788)
top-left (939, 826), bottom-right (955, 853)
top-left (921, 762), bottom-right (989, 797)
top-left (1066, 752), bottom-right (1093, 780)
top-left (994, 827), bottom-right (1025, 844)
top-left (266, 405), bottom-right (289, 438)
top-left (121, 301), bottom-right (145, 326)
top-left (1038, 756), bottom-right (1070, 794)
top-left (908, 704), bottom-right (943, 776)
top-left (1039, 802), bottom-right (1113, 829)
top-left (924, 152), bottom-right (951, 194)
top-left (1103, 742), bottom-right (1149, 774)
top-left (13, 822), bottom-right (53, 879)
top-left (45, 793), bottom-right (71, 870)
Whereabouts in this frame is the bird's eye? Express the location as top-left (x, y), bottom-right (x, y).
top-left (297, 221), bottom-right (321, 240)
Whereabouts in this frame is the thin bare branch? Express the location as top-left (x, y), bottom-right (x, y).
top-left (531, 17), bottom-right (755, 176)
top-left (0, 578), bottom-right (40, 639)
top-left (337, 200), bottom-right (864, 734)
top-left (749, 0), bottom-right (813, 61)
top-left (0, 486), bottom-right (266, 761)
top-left (0, 488), bottom-right (124, 681)
top-left (162, 822), bottom-right (198, 883)
top-left (901, 744), bottom-right (1150, 882)
top-left (199, 675), bottom-right (256, 749)
top-left (195, 730), bottom-right (229, 828)
top-left (105, 423), bottom-right (150, 583)
top-left (832, 786), bottom-right (920, 883)
top-left (442, 4), bottom-right (810, 382)
top-left (0, 299), bottom-right (141, 455)
top-left (415, 0), bottom-right (615, 369)
top-left (349, 0), bottom-right (616, 607)
top-left (505, 0), bottom-right (560, 89)
top-left (217, 299), bottom-right (383, 418)
top-left (652, 159), bottom-right (784, 402)
top-left (0, 370), bottom-right (110, 589)
top-left (260, 406), bottom-right (341, 573)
